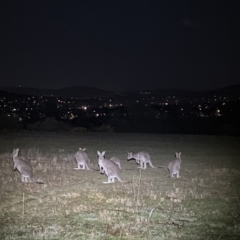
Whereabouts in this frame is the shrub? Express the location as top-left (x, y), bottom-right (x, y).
top-left (0, 113), bottom-right (21, 131)
top-left (95, 124), bottom-right (114, 133)
top-left (27, 118), bottom-right (70, 131)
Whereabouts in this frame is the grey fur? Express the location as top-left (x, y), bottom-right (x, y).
top-left (74, 148), bottom-right (91, 170)
top-left (97, 151), bottom-right (123, 183)
top-left (12, 148), bottom-right (43, 183)
top-left (109, 157), bottom-right (122, 170)
top-left (127, 151), bottom-right (155, 169)
top-left (100, 156), bottom-right (122, 173)
top-left (168, 152), bottom-right (182, 178)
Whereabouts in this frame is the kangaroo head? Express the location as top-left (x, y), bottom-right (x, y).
top-left (175, 152), bottom-right (181, 159)
top-left (97, 151), bottom-right (105, 160)
top-left (127, 152), bottom-right (132, 159)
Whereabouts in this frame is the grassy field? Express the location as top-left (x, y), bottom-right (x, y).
top-left (0, 132), bottom-right (240, 239)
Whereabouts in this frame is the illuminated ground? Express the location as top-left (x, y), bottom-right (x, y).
top-left (0, 132), bottom-right (240, 239)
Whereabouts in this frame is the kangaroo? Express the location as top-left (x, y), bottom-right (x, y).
top-left (12, 148), bottom-right (43, 183)
top-left (168, 152), bottom-right (182, 178)
top-left (110, 157), bottom-right (122, 170)
top-left (99, 156), bottom-right (122, 173)
top-left (97, 151), bottom-right (123, 183)
top-left (74, 148), bottom-right (91, 170)
top-left (127, 151), bottom-right (155, 169)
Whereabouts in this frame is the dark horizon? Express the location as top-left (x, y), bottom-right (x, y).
top-left (1, 83), bottom-right (240, 93)
top-left (1, 0), bottom-right (240, 91)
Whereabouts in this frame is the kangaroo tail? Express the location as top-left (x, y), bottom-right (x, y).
top-left (149, 161), bottom-right (156, 168)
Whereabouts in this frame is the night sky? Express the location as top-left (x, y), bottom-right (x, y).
top-left (1, 0), bottom-right (240, 91)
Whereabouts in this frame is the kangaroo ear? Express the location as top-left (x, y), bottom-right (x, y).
top-left (97, 151), bottom-right (100, 155)
top-left (179, 152), bottom-right (181, 155)
top-left (82, 148), bottom-right (86, 151)
top-left (102, 151), bottom-right (105, 155)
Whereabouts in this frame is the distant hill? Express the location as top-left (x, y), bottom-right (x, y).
top-left (0, 90), bottom-right (24, 98)
top-left (126, 89), bottom-right (199, 98)
top-left (123, 85), bottom-right (240, 98)
top-left (0, 85), bottom-right (239, 98)
top-left (0, 86), bottom-right (115, 98)
top-left (207, 85), bottom-right (240, 96)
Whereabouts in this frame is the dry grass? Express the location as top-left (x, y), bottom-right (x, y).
top-left (0, 132), bottom-right (240, 239)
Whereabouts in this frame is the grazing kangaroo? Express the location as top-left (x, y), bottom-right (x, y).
top-left (74, 148), bottom-right (91, 170)
top-left (168, 152), bottom-right (182, 178)
top-left (127, 151), bottom-right (155, 169)
top-left (97, 151), bottom-right (123, 183)
top-left (12, 148), bottom-right (43, 183)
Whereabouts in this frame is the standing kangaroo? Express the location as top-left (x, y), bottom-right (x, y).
top-left (99, 156), bottom-right (122, 173)
top-left (168, 152), bottom-right (182, 178)
top-left (97, 151), bottom-right (123, 183)
top-left (74, 148), bottom-right (91, 170)
top-left (12, 148), bottom-right (43, 183)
